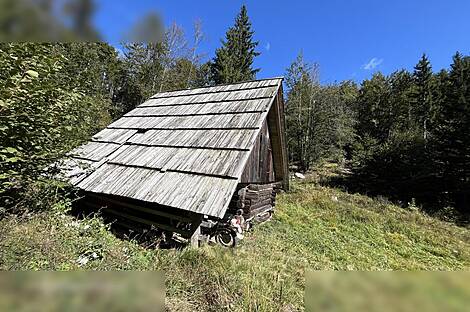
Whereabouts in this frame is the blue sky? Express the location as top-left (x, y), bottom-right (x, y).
top-left (94, 1), bottom-right (470, 84)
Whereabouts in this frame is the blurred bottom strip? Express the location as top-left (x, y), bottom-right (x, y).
top-left (306, 271), bottom-right (470, 312)
top-left (0, 271), bottom-right (164, 312)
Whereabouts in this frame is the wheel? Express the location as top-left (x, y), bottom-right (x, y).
top-left (214, 229), bottom-right (237, 248)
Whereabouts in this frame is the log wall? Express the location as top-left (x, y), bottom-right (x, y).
top-left (228, 182), bottom-right (282, 218)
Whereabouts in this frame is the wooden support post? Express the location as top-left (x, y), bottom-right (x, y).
top-left (190, 226), bottom-right (201, 248)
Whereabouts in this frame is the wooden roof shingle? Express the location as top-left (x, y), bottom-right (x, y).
top-left (60, 77), bottom-right (283, 218)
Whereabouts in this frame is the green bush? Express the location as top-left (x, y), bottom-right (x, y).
top-left (0, 43), bottom-right (110, 209)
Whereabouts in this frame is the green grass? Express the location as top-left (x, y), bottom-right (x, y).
top-left (1, 181), bottom-right (469, 311)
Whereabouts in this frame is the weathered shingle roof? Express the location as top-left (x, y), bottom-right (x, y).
top-left (61, 78), bottom-right (283, 218)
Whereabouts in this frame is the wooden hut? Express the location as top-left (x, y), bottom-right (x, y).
top-left (60, 77), bottom-right (288, 244)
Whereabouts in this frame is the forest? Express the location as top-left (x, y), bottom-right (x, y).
top-left (1, 2), bottom-right (469, 224)
top-left (285, 52), bottom-right (470, 220)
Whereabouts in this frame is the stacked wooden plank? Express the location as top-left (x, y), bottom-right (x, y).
top-left (78, 192), bottom-right (203, 239)
top-left (229, 182), bottom-right (282, 219)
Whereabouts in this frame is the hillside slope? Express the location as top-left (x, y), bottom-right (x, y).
top-left (1, 181), bottom-right (469, 311)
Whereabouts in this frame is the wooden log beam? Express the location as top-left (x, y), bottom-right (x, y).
top-left (246, 204), bottom-right (273, 219)
top-left (248, 198), bottom-right (273, 210)
top-left (86, 193), bottom-right (193, 223)
top-left (104, 208), bottom-right (191, 237)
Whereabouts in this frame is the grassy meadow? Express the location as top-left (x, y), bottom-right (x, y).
top-left (1, 180), bottom-right (469, 311)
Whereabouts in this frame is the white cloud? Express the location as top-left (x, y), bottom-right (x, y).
top-left (265, 42), bottom-right (271, 51)
top-left (362, 57), bottom-right (383, 70)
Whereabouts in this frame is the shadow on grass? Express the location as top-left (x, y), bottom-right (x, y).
top-left (70, 198), bottom-right (189, 250)
top-left (318, 166), bottom-right (469, 227)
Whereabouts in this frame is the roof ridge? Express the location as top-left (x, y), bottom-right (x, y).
top-left (150, 76), bottom-right (284, 98)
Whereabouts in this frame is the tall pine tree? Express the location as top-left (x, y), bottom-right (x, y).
top-left (433, 52), bottom-right (470, 212)
top-left (355, 73), bottom-right (392, 143)
top-left (412, 54), bottom-right (433, 141)
top-left (211, 5), bottom-right (260, 84)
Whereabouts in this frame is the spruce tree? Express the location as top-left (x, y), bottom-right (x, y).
top-left (412, 54), bottom-right (433, 140)
top-left (389, 70), bottom-right (414, 129)
top-left (355, 73), bottom-right (392, 143)
top-left (211, 5), bottom-right (260, 84)
top-left (433, 52), bottom-right (470, 212)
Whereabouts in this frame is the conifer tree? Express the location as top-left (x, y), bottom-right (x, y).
top-left (433, 52), bottom-right (470, 212)
top-left (412, 54), bottom-right (433, 140)
top-left (389, 70), bottom-right (414, 129)
top-left (211, 5), bottom-right (260, 84)
top-left (355, 73), bottom-right (392, 143)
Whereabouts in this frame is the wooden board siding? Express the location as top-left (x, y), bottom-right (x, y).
top-left (59, 77), bottom-right (288, 218)
top-left (267, 88), bottom-right (290, 190)
top-left (240, 120), bottom-right (275, 184)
